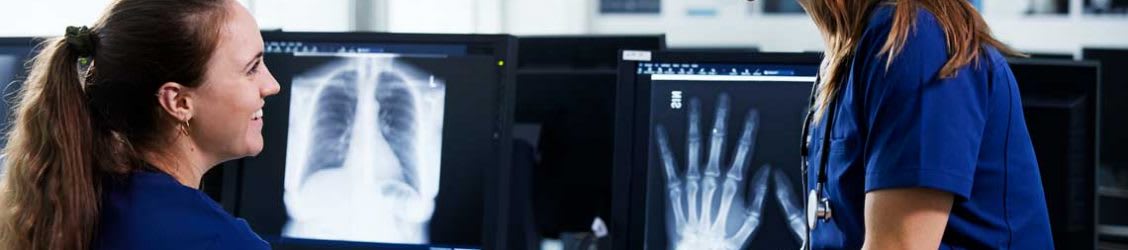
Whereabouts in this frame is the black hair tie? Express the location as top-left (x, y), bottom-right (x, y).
top-left (65, 26), bottom-right (96, 58)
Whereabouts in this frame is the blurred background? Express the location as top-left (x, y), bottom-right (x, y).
top-left (2, 0), bottom-right (1127, 249)
top-left (2, 0), bottom-right (1127, 53)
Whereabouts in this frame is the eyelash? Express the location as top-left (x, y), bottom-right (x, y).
top-left (247, 60), bottom-right (261, 76)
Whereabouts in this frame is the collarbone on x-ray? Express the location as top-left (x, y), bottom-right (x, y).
top-left (282, 55), bottom-right (445, 244)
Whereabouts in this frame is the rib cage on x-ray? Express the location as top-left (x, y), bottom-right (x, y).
top-left (304, 70), bottom-right (357, 183)
top-left (304, 69), bottom-right (423, 188)
top-left (284, 55), bottom-right (445, 244)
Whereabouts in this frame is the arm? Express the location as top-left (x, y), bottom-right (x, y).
top-left (862, 188), bottom-right (953, 250)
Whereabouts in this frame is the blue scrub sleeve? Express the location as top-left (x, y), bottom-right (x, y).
top-left (859, 12), bottom-right (988, 200)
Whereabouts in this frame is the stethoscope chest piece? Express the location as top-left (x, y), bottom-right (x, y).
top-left (807, 185), bottom-right (833, 230)
top-left (807, 189), bottom-right (819, 229)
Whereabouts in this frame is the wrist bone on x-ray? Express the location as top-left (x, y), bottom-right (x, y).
top-left (282, 55), bottom-right (445, 244)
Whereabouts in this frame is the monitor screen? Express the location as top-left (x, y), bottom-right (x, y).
top-left (234, 32), bottom-right (515, 250)
top-left (612, 51), bottom-right (819, 250)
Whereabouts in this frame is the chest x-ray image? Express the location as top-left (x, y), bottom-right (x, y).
top-left (282, 54), bottom-right (445, 244)
top-left (646, 78), bottom-right (811, 249)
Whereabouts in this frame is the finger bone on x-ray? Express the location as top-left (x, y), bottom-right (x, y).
top-left (658, 93), bottom-right (779, 250)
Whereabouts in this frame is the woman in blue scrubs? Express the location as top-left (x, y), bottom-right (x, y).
top-left (0, 0), bottom-right (279, 249)
top-left (798, 0), bottom-right (1054, 249)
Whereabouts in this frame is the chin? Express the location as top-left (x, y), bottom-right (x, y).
top-left (240, 136), bottom-right (265, 157)
top-left (246, 141), bottom-right (264, 156)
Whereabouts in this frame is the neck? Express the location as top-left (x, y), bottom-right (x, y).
top-left (141, 134), bottom-right (215, 189)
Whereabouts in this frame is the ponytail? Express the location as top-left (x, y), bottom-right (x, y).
top-left (0, 34), bottom-right (102, 249)
top-left (0, 0), bottom-right (231, 248)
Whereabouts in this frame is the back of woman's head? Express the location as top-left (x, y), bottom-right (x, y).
top-left (799, 0), bottom-right (1022, 120)
top-left (0, 0), bottom-right (230, 248)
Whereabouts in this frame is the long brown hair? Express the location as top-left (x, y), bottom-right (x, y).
top-left (798, 0), bottom-right (1023, 120)
top-left (0, 0), bottom-right (229, 249)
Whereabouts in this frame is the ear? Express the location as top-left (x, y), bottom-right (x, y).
top-left (156, 82), bottom-right (196, 123)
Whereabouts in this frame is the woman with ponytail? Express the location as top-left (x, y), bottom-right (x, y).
top-left (795, 0), bottom-right (1054, 249)
top-left (0, 0), bottom-right (279, 249)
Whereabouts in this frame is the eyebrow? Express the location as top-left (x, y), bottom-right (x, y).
top-left (243, 51), bottom-right (264, 71)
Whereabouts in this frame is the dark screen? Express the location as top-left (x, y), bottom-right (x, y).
top-left (1083, 48), bottom-right (1128, 188)
top-left (1009, 59), bottom-right (1099, 250)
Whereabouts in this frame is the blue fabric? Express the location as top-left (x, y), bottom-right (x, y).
top-left (96, 170), bottom-right (270, 250)
top-left (805, 5), bottom-right (1054, 249)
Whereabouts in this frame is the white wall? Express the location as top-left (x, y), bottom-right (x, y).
top-left (588, 0), bottom-right (1128, 54)
top-left (0, 0), bottom-right (113, 37)
top-left (591, 5), bottom-right (822, 52)
top-left (1, 0), bottom-right (1126, 54)
top-left (0, 0), bottom-right (348, 35)
top-left (385, 0), bottom-right (503, 34)
top-left (251, 0), bottom-right (352, 32)
top-left (505, 0), bottom-right (590, 35)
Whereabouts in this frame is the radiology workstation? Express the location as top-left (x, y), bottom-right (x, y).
top-left (2, 3), bottom-right (1128, 248)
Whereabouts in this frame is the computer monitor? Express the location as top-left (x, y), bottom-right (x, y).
top-left (0, 37), bottom-right (40, 149)
top-left (1008, 58), bottom-right (1100, 250)
top-left (1024, 52), bottom-right (1076, 60)
top-left (512, 35), bottom-right (664, 241)
top-left (517, 35), bottom-right (666, 70)
top-left (612, 51), bottom-right (820, 249)
top-left (226, 31), bottom-right (517, 250)
top-left (1081, 48), bottom-right (1128, 243)
top-left (1083, 48), bottom-right (1127, 184)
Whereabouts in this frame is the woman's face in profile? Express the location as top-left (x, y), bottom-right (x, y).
top-left (190, 0), bottom-right (280, 161)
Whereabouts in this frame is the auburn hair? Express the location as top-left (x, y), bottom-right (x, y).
top-left (0, 0), bottom-right (229, 249)
top-left (798, 0), bottom-right (1023, 120)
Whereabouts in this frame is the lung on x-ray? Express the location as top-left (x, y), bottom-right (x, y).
top-left (282, 55), bottom-right (445, 244)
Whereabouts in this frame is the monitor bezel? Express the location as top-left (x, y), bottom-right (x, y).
top-left (223, 31), bottom-right (518, 250)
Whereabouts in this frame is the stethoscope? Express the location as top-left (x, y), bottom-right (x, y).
top-left (799, 74), bottom-right (838, 249)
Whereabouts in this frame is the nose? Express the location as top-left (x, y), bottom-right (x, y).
top-left (263, 67), bottom-right (281, 97)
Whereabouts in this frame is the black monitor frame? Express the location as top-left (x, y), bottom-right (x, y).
top-left (1082, 47), bottom-right (1128, 243)
top-left (611, 50), bottom-right (821, 250)
top-left (1082, 48), bottom-right (1128, 180)
top-left (1007, 58), bottom-right (1101, 250)
top-left (516, 34), bottom-right (666, 70)
top-left (220, 31), bottom-right (518, 250)
top-left (511, 35), bottom-right (665, 241)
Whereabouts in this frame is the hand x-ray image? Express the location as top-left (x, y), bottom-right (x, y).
top-left (646, 77), bottom-right (811, 249)
top-left (283, 54), bottom-right (445, 244)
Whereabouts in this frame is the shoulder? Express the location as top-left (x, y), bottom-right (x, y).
top-left (859, 5), bottom-right (949, 67)
top-left (96, 172), bottom-right (270, 250)
top-left (863, 4), bottom-right (947, 47)
top-left (853, 5), bottom-right (954, 89)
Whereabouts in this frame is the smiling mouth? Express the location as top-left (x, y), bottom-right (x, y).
top-left (252, 109), bottom-right (263, 121)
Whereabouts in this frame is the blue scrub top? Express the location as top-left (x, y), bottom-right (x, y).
top-left (96, 170), bottom-right (270, 250)
top-left (805, 5), bottom-right (1054, 249)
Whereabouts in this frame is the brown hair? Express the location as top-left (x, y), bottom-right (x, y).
top-left (798, 0), bottom-right (1023, 120)
top-left (0, 0), bottom-right (230, 248)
